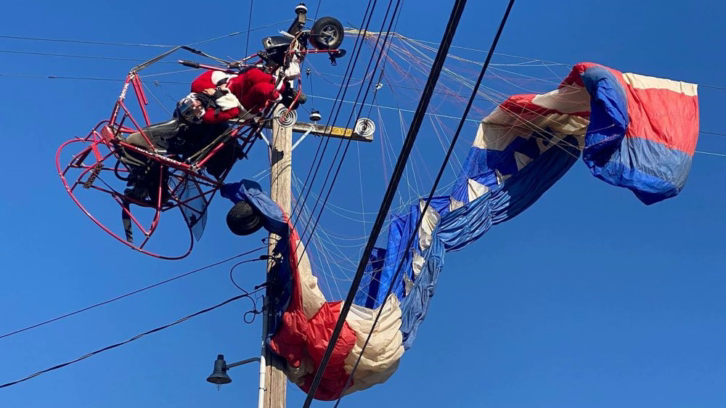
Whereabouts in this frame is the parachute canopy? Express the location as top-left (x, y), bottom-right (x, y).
top-left (223, 62), bottom-right (699, 400)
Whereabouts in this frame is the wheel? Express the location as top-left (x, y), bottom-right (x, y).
top-left (310, 17), bottom-right (344, 50)
top-left (226, 200), bottom-right (264, 236)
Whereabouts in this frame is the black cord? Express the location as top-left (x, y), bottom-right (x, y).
top-left (288, 0), bottom-right (377, 225)
top-left (0, 290), bottom-right (264, 390)
top-left (0, 245), bottom-right (267, 341)
top-left (296, 0), bottom-right (401, 278)
top-left (332, 1), bottom-right (517, 405)
top-left (302, 0), bottom-right (469, 404)
top-left (244, 0), bottom-right (254, 57)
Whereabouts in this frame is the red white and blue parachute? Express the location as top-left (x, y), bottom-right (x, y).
top-left (223, 62), bottom-right (699, 400)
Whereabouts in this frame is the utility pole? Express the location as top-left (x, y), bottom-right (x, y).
top-left (259, 110), bottom-right (375, 408)
top-left (262, 116), bottom-right (291, 408)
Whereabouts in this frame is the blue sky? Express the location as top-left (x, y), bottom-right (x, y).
top-left (2, 0), bottom-right (726, 407)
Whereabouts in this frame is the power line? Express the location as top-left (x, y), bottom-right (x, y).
top-left (0, 21), bottom-right (291, 50)
top-left (296, 0), bottom-right (402, 284)
top-left (0, 289), bottom-right (264, 390)
top-left (1, 70), bottom-right (723, 149)
top-left (244, 0), bottom-right (255, 57)
top-left (0, 246), bottom-right (267, 341)
top-left (0, 49), bottom-right (176, 63)
top-left (0, 34), bottom-right (174, 48)
top-left (334, 1), bottom-right (516, 405)
top-left (288, 0), bottom-right (379, 228)
top-left (302, 0), bottom-right (469, 404)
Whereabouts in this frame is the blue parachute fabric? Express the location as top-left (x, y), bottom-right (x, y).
top-left (354, 247), bottom-right (387, 308)
top-left (373, 206), bottom-right (419, 308)
top-left (577, 64), bottom-right (699, 205)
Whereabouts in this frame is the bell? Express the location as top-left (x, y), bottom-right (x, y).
top-left (206, 354), bottom-right (232, 385)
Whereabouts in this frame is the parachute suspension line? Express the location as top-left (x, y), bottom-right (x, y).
top-left (291, 174), bottom-right (346, 298)
top-left (0, 289), bottom-right (266, 390)
top-left (288, 0), bottom-right (378, 227)
top-left (388, 33), bottom-right (589, 166)
top-left (356, 142), bottom-right (368, 238)
top-left (302, 0), bottom-right (470, 403)
top-left (696, 150), bottom-right (726, 158)
top-left (429, 114), bottom-right (462, 175)
top-left (294, 0), bottom-right (402, 274)
top-left (334, 1), bottom-right (517, 404)
top-left (0, 246), bottom-right (267, 341)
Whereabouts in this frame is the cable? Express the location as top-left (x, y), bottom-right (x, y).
top-left (288, 0), bottom-right (378, 226)
top-left (0, 290), bottom-right (264, 390)
top-left (229, 258), bottom-right (269, 323)
top-left (0, 21), bottom-right (291, 49)
top-left (302, 0), bottom-right (469, 404)
top-left (0, 245), bottom-right (266, 341)
top-left (333, 1), bottom-right (516, 405)
top-left (0, 49), bottom-right (176, 63)
top-left (314, 0), bottom-right (323, 20)
top-left (244, 0), bottom-right (255, 57)
top-left (0, 34), bottom-right (175, 48)
top-left (296, 0), bottom-right (401, 279)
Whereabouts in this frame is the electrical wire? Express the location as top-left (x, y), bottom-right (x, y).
top-left (244, 0), bottom-right (255, 57)
top-left (288, 0), bottom-right (379, 227)
top-left (0, 49), bottom-right (176, 63)
top-left (0, 245), bottom-right (266, 341)
top-left (302, 0), bottom-right (469, 404)
top-left (0, 21), bottom-right (291, 49)
top-left (296, 0), bottom-right (401, 280)
top-left (0, 290), bottom-right (264, 390)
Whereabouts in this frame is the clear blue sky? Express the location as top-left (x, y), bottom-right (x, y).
top-left (2, 0), bottom-right (726, 407)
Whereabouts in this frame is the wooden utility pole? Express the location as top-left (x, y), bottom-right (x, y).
top-left (263, 118), bottom-right (292, 408)
top-left (259, 112), bottom-right (375, 408)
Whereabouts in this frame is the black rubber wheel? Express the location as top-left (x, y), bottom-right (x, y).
top-left (226, 200), bottom-right (264, 236)
top-left (310, 17), bottom-right (344, 50)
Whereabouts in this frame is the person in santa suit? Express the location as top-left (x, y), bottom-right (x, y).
top-left (123, 65), bottom-right (303, 201)
top-left (185, 67), bottom-right (284, 123)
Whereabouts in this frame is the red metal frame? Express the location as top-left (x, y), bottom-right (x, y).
top-left (56, 48), bottom-right (270, 260)
top-left (56, 37), bottom-right (339, 259)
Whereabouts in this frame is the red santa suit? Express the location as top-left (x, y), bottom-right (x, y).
top-left (190, 68), bottom-right (283, 124)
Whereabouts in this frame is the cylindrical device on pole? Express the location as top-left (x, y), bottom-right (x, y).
top-left (261, 115), bottom-right (292, 408)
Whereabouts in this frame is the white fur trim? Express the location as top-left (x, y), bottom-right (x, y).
top-left (216, 92), bottom-right (241, 111)
top-left (211, 71), bottom-right (237, 86)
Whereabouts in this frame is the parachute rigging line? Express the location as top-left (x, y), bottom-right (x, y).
top-left (0, 289), bottom-right (265, 390)
top-left (302, 0), bottom-right (470, 404)
top-left (334, 0), bottom-right (517, 403)
top-left (295, 0), bottom-right (402, 263)
top-left (0, 246), bottom-right (267, 341)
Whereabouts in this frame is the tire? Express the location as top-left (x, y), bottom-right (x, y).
top-left (310, 17), bottom-right (344, 50)
top-left (226, 200), bottom-right (264, 236)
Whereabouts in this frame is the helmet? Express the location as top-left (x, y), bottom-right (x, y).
top-left (175, 93), bottom-right (205, 124)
